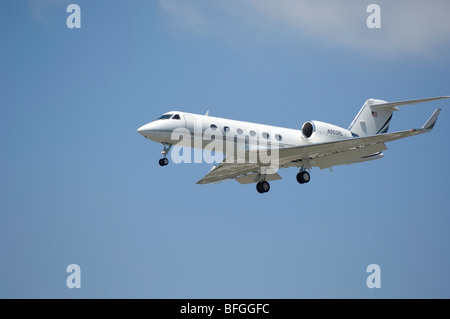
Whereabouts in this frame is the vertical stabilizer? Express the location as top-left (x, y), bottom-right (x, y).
top-left (348, 99), bottom-right (394, 136)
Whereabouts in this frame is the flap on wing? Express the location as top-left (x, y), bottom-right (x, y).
top-left (197, 162), bottom-right (260, 185)
top-left (314, 143), bottom-right (386, 169)
top-left (235, 171), bottom-right (282, 185)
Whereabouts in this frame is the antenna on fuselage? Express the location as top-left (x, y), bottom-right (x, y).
top-left (205, 110), bottom-right (210, 116)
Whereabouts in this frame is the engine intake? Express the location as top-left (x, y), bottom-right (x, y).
top-left (302, 122), bottom-right (314, 138)
top-left (302, 120), bottom-right (353, 143)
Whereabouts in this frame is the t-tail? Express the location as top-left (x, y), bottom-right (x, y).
top-left (348, 96), bottom-right (449, 137)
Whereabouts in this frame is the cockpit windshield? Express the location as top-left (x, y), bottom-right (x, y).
top-left (158, 114), bottom-right (173, 120)
top-left (157, 113), bottom-right (181, 120)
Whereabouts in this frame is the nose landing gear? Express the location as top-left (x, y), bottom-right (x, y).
top-left (159, 158), bottom-right (169, 166)
top-left (159, 143), bottom-right (172, 166)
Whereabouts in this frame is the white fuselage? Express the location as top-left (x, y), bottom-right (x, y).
top-left (137, 110), bottom-right (384, 170)
top-left (137, 111), bottom-right (306, 151)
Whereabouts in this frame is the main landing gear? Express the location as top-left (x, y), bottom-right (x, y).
top-left (158, 143), bottom-right (172, 167)
top-left (296, 169), bottom-right (310, 184)
top-left (256, 181), bottom-right (270, 194)
top-left (158, 158), bottom-right (169, 166)
top-left (256, 169), bottom-right (311, 194)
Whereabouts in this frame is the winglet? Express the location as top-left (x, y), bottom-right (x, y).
top-left (422, 108), bottom-right (441, 130)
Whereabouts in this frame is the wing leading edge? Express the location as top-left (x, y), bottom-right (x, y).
top-left (197, 108), bottom-right (442, 185)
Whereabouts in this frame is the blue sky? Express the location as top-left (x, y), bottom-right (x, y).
top-left (1, 0), bottom-right (450, 298)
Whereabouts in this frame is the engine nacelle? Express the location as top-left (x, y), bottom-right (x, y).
top-left (302, 120), bottom-right (353, 143)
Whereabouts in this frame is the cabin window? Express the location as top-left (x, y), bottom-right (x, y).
top-left (249, 130), bottom-right (256, 137)
top-left (172, 114), bottom-right (181, 120)
top-left (262, 132), bottom-right (269, 139)
top-left (237, 128), bottom-right (243, 135)
top-left (223, 126), bottom-right (230, 133)
top-left (210, 124), bottom-right (217, 130)
top-left (275, 134), bottom-right (282, 141)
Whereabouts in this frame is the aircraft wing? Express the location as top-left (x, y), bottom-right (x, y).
top-left (197, 162), bottom-right (262, 185)
top-left (197, 108), bottom-right (441, 185)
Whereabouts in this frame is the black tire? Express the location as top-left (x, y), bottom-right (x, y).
top-left (162, 158), bottom-right (169, 166)
top-left (261, 181), bottom-right (270, 193)
top-left (159, 159), bottom-right (164, 166)
top-left (301, 171), bottom-right (310, 183)
top-left (256, 182), bottom-right (264, 194)
top-left (296, 171), bottom-right (310, 184)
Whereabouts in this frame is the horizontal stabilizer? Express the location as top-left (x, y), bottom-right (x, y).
top-left (372, 96), bottom-right (449, 111)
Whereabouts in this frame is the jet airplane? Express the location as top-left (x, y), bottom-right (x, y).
top-left (138, 97), bottom-right (448, 193)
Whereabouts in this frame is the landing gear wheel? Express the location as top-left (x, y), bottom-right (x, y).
top-left (261, 181), bottom-right (270, 192)
top-left (296, 171), bottom-right (310, 184)
top-left (256, 182), bottom-right (264, 194)
top-left (159, 158), bottom-right (169, 166)
top-left (159, 143), bottom-right (172, 166)
top-left (256, 181), bottom-right (270, 194)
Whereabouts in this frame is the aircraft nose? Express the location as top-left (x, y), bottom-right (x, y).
top-left (137, 122), bottom-right (154, 136)
top-left (137, 122), bottom-right (162, 141)
top-left (137, 124), bottom-right (148, 136)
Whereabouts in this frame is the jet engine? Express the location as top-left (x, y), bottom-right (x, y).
top-left (302, 120), bottom-right (353, 143)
